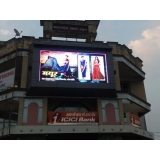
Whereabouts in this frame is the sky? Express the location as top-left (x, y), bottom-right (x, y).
top-left (0, 0), bottom-right (160, 141)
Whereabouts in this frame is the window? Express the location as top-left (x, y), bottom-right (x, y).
top-left (121, 82), bottom-right (130, 92)
top-left (124, 113), bottom-right (127, 124)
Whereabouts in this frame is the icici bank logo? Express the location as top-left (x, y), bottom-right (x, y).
top-left (50, 112), bottom-right (61, 124)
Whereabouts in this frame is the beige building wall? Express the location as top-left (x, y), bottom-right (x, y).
top-left (17, 98), bottom-right (24, 125)
top-left (43, 98), bottom-right (48, 125)
top-left (97, 99), bottom-right (103, 125)
top-left (118, 100), bottom-right (124, 125)
top-left (110, 45), bottom-right (143, 70)
top-left (130, 81), bottom-right (147, 101)
top-left (113, 61), bottom-right (124, 124)
top-left (20, 56), bottom-right (28, 88)
top-left (113, 62), bottom-right (121, 90)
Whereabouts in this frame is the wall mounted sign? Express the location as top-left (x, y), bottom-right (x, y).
top-left (53, 23), bottom-right (88, 33)
top-left (48, 112), bottom-right (99, 125)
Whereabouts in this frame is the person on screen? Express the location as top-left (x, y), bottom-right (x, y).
top-left (63, 55), bottom-right (72, 78)
top-left (41, 51), bottom-right (52, 67)
top-left (80, 56), bottom-right (87, 79)
top-left (42, 55), bottom-right (72, 78)
top-left (43, 56), bottom-right (61, 71)
top-left (92, 56), bottom-right (104, 80)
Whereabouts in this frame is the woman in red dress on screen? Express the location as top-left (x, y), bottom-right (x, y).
top-left (92, 56), bottom-right (105, 80)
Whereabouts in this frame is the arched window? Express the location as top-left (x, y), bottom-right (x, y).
top-left (27, 102), bottom-right (39, 125)
top-left (105, 103), bottom-right (116, 124)
top-left (23, 99), bottom-right (43, 125)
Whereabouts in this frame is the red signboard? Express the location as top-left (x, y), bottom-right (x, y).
top-left (52, 23), bottom-right (88, 33)
top-left (129, 113), bottom-right (141, 127)
top-left (48, 112), bottom-right (98, 125)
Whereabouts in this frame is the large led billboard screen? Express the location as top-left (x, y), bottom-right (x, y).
top-left (39, 50), bottom-right (108, 83)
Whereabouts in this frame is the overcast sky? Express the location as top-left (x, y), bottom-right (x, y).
top-left (1, 0), bottom-right (160, 140)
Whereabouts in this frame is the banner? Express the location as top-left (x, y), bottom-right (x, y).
top-left (48, 112), bottom-right (99, 125)
top-left (0, 68), bottom-right (15, 90)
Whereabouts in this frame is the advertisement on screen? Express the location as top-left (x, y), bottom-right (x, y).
top-left (39, 50), bottom-right (108, 83)
top-left (0, 68), bottom-right (15, 90)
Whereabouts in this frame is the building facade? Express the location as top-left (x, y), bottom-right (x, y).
top-left (0, 20), bottom-right (154, 140)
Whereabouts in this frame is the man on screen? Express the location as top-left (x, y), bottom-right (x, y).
top-left (42, 54), bottom-right (72, 77)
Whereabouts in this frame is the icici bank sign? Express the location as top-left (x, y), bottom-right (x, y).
top-left (128, 113), bottom-right (141, 127)
top-left (48, 112), bottom-right (98, 125)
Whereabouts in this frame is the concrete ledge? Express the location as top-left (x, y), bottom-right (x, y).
top-left (113, 56), bottom-right (145, 78)
top-left (0, 125), bottom-right (154, 139)
top-left (117, 93), bottom-right (150, 111)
